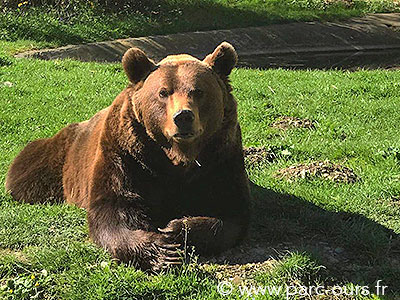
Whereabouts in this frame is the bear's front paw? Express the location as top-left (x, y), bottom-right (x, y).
top-left (158, 218), bottom-right (189, 243)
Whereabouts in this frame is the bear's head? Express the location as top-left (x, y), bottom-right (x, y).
top-left (122, 42), bottom-right (238, 166)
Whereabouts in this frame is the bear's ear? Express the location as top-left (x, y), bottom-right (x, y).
top-left (122, 48), bottom-right (157, 84)
top-left (203, 42), bottom-right (237, 77)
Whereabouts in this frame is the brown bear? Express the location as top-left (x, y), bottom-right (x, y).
top-left (5, 42), bottom-right (250, 271)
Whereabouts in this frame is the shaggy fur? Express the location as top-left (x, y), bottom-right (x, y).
top-left (6, 42), bottom-right (250, 271)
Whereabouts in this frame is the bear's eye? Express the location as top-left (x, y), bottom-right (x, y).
top-left (159, 88), bottom-right (169, 99)
top-left (190, 89), bottom-right (204, 98)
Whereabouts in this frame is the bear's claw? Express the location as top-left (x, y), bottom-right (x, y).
top-left (149, 241), bottom-right (183, 272)
top-left (158, 243), bottom-right (181, 249)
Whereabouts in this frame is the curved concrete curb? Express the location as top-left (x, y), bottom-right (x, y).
top-left (16, 13), bottom-right (400, 69)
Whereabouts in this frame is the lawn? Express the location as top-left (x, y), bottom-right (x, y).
top-left (1, 0), bottom-right (400, 299)
top-left (1, 56), bottom-right (400, 299)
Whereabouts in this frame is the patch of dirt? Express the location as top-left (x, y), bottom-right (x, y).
top-left (198, 243), bottom-right (279, 282)
top-left (198, 240), bottom-right (352, 284)
top-left (243, 146), bottom-right (277, 164)
top-left (272, 116), bottom-right (316, 130)
top-left (0, 248), bottom-right (28, 263)
top-left (198, 236), bottom-right (377, 290)
top-left (275, 161), bottom-right (358, 183)
top-left (200, 243), bottom-right (278, 265)
top-left (199, 260), bottom-right (276, 283)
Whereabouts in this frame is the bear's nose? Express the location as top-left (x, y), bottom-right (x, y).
top-left (173, 109), bottom-right (195, 129)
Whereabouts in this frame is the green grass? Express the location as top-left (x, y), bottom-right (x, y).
top-left (1, 2), bottom-right (400, 299)
top-left (1, 0), bottom-right (399, 55)
top-left (0, 54), bottom-right (400, 299)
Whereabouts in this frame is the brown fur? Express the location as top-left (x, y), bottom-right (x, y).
top-left (5, 42), bottom-right (250, 271)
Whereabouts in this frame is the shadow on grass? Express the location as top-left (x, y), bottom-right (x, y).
top-left (214, 181), bottom-right (400, 294)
